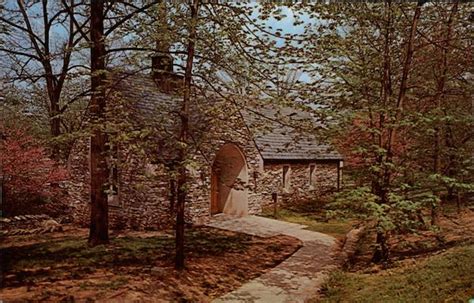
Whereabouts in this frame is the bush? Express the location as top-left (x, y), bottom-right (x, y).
top-left (0, 124), bottom-right (68, 216)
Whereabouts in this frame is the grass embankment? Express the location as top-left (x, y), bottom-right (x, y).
top-left (266, 201), bottom-right (474, 302)
top-left (264, 209), bottom-right (355, 240)
top-left (320, 244), bottom-right (474, 302)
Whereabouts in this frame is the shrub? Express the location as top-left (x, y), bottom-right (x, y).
top-left (0, 124), bottom-right (68, 216)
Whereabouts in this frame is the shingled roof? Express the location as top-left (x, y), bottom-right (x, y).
top-left (254, 132), bottom-right (342, 161)
top-left (108, 72), bottom-right (342, 162)
top-left (108, 71), bottom-right (181, 122)
top-left (243, 106), bottom-right (343, 161)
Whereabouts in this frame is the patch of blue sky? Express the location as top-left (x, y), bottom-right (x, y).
top-left (250, 4), bottom-right (319, 82)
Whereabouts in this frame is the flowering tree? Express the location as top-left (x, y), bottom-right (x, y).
top-left (0, 124), bottom-right (68, 216)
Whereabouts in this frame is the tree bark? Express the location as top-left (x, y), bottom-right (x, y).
top-left (372, 230), bottom-right (390, 264)
top-left (50, 94), bottom-right (62, 158)
top-left (372, 1), bottom-right (393, 263)
top-left (88, 0), bottom-right (109, 246)
top-left (374, 1), bottom-right (424, 263)
top-left (431, 2), bottom-right (458, 225)
top-left (15, 0), bottom-right (78, 160)
top-left (169, 178), bottom-right (176, 216)
top-left (385, 0), bottom-right (424, 176)
top-left (175, 0), bottom-right (199, 270)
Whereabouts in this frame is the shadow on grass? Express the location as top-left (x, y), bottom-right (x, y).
top-left (1, 227), bottom-right (253, 287)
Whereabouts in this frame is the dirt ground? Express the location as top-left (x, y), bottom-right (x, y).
top-left (0, 225), bottom-right (302, 302)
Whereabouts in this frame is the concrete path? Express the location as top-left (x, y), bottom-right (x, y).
top-left (207, 215), bottom-right (341, 303)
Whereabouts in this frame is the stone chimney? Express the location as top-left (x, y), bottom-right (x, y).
top-left (151, 4), bottom-right (182, 92)
top-left (152, 53), bottom-right (173, 77)
top-left (151, 54), bottom-right (182, 92)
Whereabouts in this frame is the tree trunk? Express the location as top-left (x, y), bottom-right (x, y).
top-left (456, 191), bottom-right (462, 213)
top-left (372, 1), bottom-right (424, 264)
top-left (385, 0), bottom-right (424, 175)
top-left (169, 178), bottom-right (176, 215)
top-left (175, 164), bottom-right (186, 269)
top-left (432, 2), bottom-right (458, 225)
top-left (88, 0), bottom-right (109, 246)
top-left (370, 2), bottom-right (393, 263)
top-left (1, 178), bottom-right (5, 217)
top-left (49, 94), bottom-right (62, 159)
top-left (372, 230), bottom-right (390, 264)
top-left (175, 0), bottom-right (199, 270)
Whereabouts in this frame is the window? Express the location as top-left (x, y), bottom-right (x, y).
top-left (309, 165), bottom-right (316, 187)
top-left (253, 171), bottom-right (258, 190)
top-left (107, 142), bottom-right (120, 207)
top-left (282, 165), bottom-right (290, 189)
top-left (337, 161), bottom-right (343, 191)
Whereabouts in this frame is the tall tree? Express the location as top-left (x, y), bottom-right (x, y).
top-left (0, 0), bottom-right (89, 158)
top-left (175, 0), bottom-right (199, 270)
top-left (304, 2), bottom-right (473, 263)
top-left (88, 0), bottom-right (108, 246)
top-left (430, 1), bottom-right (458, 223)
top-left (112, 2), bottom-right (308, 267)
top-left (83, 0), bottom-right (162, 246)
top-left (372, 0), bottom-right (425, 262)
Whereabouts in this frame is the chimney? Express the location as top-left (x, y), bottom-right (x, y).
top-left (151, 54), bottom-right (183, 92)
top-left (152, 53), bottom-right (173, 77)
top-left (151, 54), bottom-right (178, 92)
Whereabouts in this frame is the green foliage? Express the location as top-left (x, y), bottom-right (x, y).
top-left (328, 188), bottom-right (427, 234)
top-left (429, 174), bottom-right (474, 195)
top-left (303, 3), bottom-right (473, 262)
top-left (327, 187), bottom-right (378, 220)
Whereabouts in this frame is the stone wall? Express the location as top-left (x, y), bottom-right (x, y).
top-left (68, 135), bottom-right (340, 230)
top-left (258, 161), bottom-right (340, 209)
top-left (66, 96), bottom-right (340, 231)
top-left (67, 134), bottom-right (177, 230)
top-left (66, 115), bottom-right (264, 230)
top-left (0, 215), bottom-right (63, 236)
top-left (67, 137), bottom-right (91, 228)
top-left (179, 134), bottom-right (264, 225)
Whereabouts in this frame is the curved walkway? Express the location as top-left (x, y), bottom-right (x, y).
top-left (207, 215), bottom-right (341, 303)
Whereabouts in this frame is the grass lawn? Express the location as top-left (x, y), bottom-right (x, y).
top-left (0, 226), bottom-right (301, 302)
top-left (319, 244), bottom-right (474, 303)
top-left (263, 209), bottom-right (356, 240)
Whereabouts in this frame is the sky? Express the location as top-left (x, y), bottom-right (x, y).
top-left (253, 5), bottom-right (316, 83)
top-left (0, 2), bottom-right (317, 84)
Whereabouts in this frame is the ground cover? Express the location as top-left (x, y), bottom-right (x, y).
top-left (320, 244), bottom-right (474, 303)
top-left (316, 207), bottom-right (474, 302)
top-left (264, 209), bottom-right (355, 240)
top-left (267, 197), bottom-right (474, 302)
top-left (0, 226), bottom-right (301, 302)
top-left (261, 195), bottom-right (357, 240)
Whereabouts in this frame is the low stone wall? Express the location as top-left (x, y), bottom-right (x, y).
top-left (0, 215), bottom-right (63, 236)
top-left (337, 226), bottom-right (365, 266)
top-left (1, 214), bottom-right (51, 230)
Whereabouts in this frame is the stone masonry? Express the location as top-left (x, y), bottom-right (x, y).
top-left (67, 70), bottom-right (343, 231)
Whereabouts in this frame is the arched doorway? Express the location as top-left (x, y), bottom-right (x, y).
top-left (211, 143), bottom-right (249, 216)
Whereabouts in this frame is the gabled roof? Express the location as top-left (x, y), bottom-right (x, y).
top-left (108, 72), bottom-right (342, 162)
